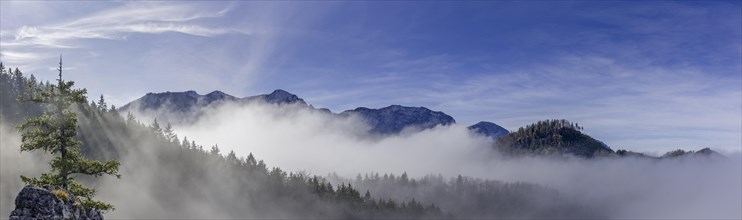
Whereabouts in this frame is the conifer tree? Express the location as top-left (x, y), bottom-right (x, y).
top-left (163, 122), bottom-right (176, 142)
top-left (182, 136), bottom-right (191, 149)
top-left (125, 112), bottom-right (137, 125)
top-left (17, 56), bottom-right (121, 211)
top-left (150, 118), bottom-right (162, 135)
top-left (97, 94), bottom-right (107, 112)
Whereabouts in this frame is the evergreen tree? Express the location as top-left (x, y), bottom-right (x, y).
top-left (125, 112), bottom-right (137, 125)
top-left (182, 136), bottom-right (191, 149)
top-left (97, 94), bottom-right (107, 112)
top-left (163, 122), bottom-right (176, 142)
top-left (17, 56), bottom-right (121, 211)
top-left (150, 118), bottom-right (162, 135)
top-left (210, 144), bottom-right (221, 155)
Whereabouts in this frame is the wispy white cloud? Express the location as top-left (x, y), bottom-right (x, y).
top-left (0, 51), bottom-right (42, 64)
top-left (4, 2), bottom-right (245, 49)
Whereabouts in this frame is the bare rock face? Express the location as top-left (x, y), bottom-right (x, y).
top-left (9, 185), bottom-right (103, 220)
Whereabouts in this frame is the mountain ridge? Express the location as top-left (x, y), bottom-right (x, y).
top-left (120, 89), bottom-right (501, 137)
top-left (118, 90), bottom-right (720, 159)
top-left (340, 105), bottom-right (456, 135)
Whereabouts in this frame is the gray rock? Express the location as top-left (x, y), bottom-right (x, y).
top-left (9, 185), bottom-right (103, 220)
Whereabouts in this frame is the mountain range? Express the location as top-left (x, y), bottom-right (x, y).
top-left (120, 89), bottom-right (509, 138)
top-left (120, 89), bottom-right (719, 159)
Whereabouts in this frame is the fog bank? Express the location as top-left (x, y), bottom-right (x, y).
top-left (172, 102), bottom-right (742, 218)
top-left (1, 100), bottom-right (739, 218)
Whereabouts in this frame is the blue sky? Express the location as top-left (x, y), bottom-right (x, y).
top-left (1, 1), bottom-right (740, 153)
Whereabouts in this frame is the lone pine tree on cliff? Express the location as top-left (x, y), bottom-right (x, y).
top-left (17, 56), bottom-right (121, 211)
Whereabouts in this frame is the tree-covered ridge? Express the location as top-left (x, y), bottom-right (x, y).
top-left (495, 119), bottom-right (614, 158)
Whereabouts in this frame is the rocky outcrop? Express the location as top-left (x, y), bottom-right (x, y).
top-left (9, 185), bottom-right (103, 220)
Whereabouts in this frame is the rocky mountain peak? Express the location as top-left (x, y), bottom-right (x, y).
top-left (263, 89), bottom-right (305, 104)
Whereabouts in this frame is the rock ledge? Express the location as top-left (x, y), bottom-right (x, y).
top-left (9, 185), bottom-right (103, 220)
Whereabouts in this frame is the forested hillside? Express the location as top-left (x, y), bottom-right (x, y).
top-left (495, 119), bottom-right (614, 158)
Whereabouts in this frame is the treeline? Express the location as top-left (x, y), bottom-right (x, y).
top-left (0, 63), bottom-right (442, 218)
top-left (326, 172), bottom-right (601, 219)
top-left (0, 63), bottom-right (45, 124)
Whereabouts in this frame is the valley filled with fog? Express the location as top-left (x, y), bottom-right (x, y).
top-left (136, 100), bottom-right (742, 218)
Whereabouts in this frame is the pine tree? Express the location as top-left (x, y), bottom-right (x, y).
top-left (97, 94), bottom-right (107, 112)
top-left (17, 56), bottom-right (121, 211)
top-left (210, 144), bottom-right (220, 155)
top-left (182, 136), bottom-right (191, 149)
top-left (163, 122), bottom-right (176, 142)
top-left (150, 118), bottom-right (162, 135)
top-left (125, 112), bottom-right (137, 125)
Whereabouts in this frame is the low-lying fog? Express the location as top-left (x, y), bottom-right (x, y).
top-left (174, 102), bottom-right (742, 218)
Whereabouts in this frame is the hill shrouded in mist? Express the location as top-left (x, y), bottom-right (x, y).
top-left (495, 119), bottom-right (614, 158)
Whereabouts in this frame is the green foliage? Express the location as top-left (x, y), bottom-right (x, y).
top-left (50, 188), bottom-right (69, 202)
top-left (14, 58), bottom-right (121, 212)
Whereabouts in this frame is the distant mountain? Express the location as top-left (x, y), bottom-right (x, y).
top-left (614, 147), bottom-right (723, 159)
top-left (120, 90), bottom-right (467, 135)
top-left (495, 119), bottom-right (614, 158)
top-left (340, 105), bottom-right (456, 135)
top-left (119, 90), bottom-right (719, 159)
top-left (660, 148), bottom-right (722, 158)
top-left (120, 90), bottom-right (237, 114)
top-left (468, 121), bottom-right (509, 139)
top-left (119, 89), bottom-right (306, 114)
